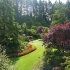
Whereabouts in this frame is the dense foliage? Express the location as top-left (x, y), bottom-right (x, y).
top-left (13, 0), bottom-right (70, 27)
top-left (0, 0), bottom-right (20, 53)
top-left (42, 22), bottom-right (70, 70)
top-left (51, 2), bottom-right (68, 24)
top-left (0, 46), bottom-right (15, 70)
top-left (0, 0), bottom-right (30, 53)
top-left (0, 0), bottom-right (70, 69)
top-left (42, 22), bottom-right (70, 51)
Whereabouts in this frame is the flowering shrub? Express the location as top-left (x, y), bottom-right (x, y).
top-left (8, 44), bottom-right (36, 57)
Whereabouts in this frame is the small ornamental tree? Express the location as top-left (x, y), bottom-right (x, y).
top-left (42, 22), bottom-right (70, 52)
top-left (37, 26), bottom-right (43, 33)
top-left (37, 26), bottom-right (48, 33)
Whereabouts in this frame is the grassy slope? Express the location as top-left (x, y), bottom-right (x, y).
top-left (10, 40), bottom-right (45, 70)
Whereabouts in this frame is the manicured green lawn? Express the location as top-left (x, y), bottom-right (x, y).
top-left (10, 40), bottom-right (45, 70)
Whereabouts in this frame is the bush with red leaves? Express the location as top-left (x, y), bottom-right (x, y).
top-left (37, 26), bottom-right (43, 33)
top-left (42, 22), bottom-right (70, 50)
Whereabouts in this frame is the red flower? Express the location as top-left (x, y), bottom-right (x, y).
top-left (29, 44), bottom-right (32, 49)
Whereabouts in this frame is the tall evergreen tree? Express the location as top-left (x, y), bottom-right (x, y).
top-left (33, 0), bottom-right (38, 17)
top-left (0, 0), bottom-right (14, 44)
top-left (51, 2), bottom-right (68, 24)
top-left (66, 0), bottom-right (70, 21)
top-left (13, 0), bottom-right (22, 23)
top-left (0, 0), bottom-right (20, 53)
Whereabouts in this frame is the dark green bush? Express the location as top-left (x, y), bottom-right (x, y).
top-left (43, 47), bottom-right (65, 70)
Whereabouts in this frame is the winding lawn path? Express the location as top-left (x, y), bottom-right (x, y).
top-left (10, 40), bottom-right (45, 70)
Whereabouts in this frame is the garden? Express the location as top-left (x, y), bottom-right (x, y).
top-left (0, 0), bottom-right (70, 70)
top-left (1, 22), bottom-right (70, 70)
top-left (10, 40), bottom-right (45, 70)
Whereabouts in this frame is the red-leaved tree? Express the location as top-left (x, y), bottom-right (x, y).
top-left (42, 22), bottom-right (70, 52)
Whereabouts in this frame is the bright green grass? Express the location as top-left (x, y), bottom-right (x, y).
top-left (10, 40), bottom-right (45, 70)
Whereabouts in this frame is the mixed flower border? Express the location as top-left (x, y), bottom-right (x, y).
top-left (8, 44), bottom-right (36, 57)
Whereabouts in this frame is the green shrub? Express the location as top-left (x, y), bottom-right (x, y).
top-left (0, 46), bottom-right (16, 70)
top-left (43, 47), bottom-right (65, 69)
top-left (61, 56), bottom-right (70, 70)
top-left (20, 42), bottom-right (29, 50)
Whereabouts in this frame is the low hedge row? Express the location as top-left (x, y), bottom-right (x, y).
top-left (8, 47), bottom-right (36, 57)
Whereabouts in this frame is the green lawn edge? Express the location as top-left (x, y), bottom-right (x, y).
top-left (10, 39), bottom-right (45, 70)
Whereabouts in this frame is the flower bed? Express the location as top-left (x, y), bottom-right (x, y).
top-left (8, 44), bottom-right (36, 57)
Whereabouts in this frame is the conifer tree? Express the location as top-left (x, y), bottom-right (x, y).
top-left (0, 0), bottom-right (20, 53)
